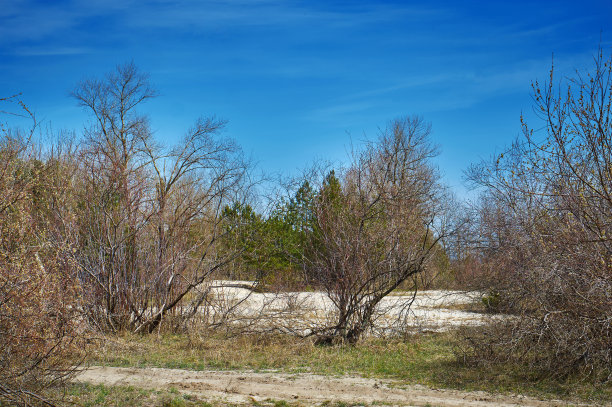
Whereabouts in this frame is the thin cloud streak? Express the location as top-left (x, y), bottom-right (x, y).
top-left (0, 1), bottom-right (451, 45)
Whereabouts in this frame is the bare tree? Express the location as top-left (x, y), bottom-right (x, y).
top-left (302, 116), bottom-right (450, 343)
top-left (136, 117), bottom-right (251, 333)
top-left (72, 62), bottom-right (156, 332)
top-left (72, 63), bottom-right (252, 333)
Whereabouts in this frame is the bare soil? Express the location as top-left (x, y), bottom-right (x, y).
top-left (75, 366), bottom-right (598, 406)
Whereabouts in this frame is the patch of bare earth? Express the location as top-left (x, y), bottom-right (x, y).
top-left (75, 366), bottom-right (596, 406)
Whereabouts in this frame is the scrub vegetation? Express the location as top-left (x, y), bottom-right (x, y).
top-left (1, 48), bottom-right (610, 405)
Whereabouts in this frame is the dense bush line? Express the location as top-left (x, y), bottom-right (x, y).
top-left (464, 48), bottom-right (611, 380)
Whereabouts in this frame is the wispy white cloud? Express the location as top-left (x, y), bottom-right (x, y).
top-left (122, 1), bottom-right (448, 30)
top-left (0, 0), bottom-right (450, 47)
top-left (304, 60), bottom-right (551, 123)
top-left (0, 0), bottom-right (131, 45)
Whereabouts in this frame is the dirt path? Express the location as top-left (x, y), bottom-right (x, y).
top-left (75, 366), bottom-right (595, 406)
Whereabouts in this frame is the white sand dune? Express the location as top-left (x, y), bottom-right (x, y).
top-left (200, 281), bottom-right (488, 335)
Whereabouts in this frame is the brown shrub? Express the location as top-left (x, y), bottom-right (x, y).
top-left (465, 48), bottom-right (612, 380)
top-left (0, 97), bottom-right (84, 405)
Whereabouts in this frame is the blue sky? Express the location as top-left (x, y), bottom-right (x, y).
top-left (1, 0), bottom-right (611, 197)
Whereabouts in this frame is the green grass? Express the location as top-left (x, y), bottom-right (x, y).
top-left (59, 382), bottom-right (214, 407)
top-left (84, 330), bottom-right (612, 403)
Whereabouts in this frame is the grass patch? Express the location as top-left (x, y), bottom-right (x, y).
top-left (57, 382), bottom-right (214, 407)
top-left (59, 384), bottom-right (381, 407)
top-left (85, 330), bottom-right (611, 403)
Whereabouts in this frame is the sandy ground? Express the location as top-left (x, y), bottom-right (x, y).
top-left (77, 287), bottom-right (557, 406)
top-left (76, 366), bottom-right (595, 406)
top-left (202, 283), bottom-right (489, 335)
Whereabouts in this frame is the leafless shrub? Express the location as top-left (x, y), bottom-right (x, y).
top-left (0, 96), bottom-right (84, 406)
top-left (301, 116), bottom-right (453, 343)
top-left (465, 48), bottom-right (612, 380)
